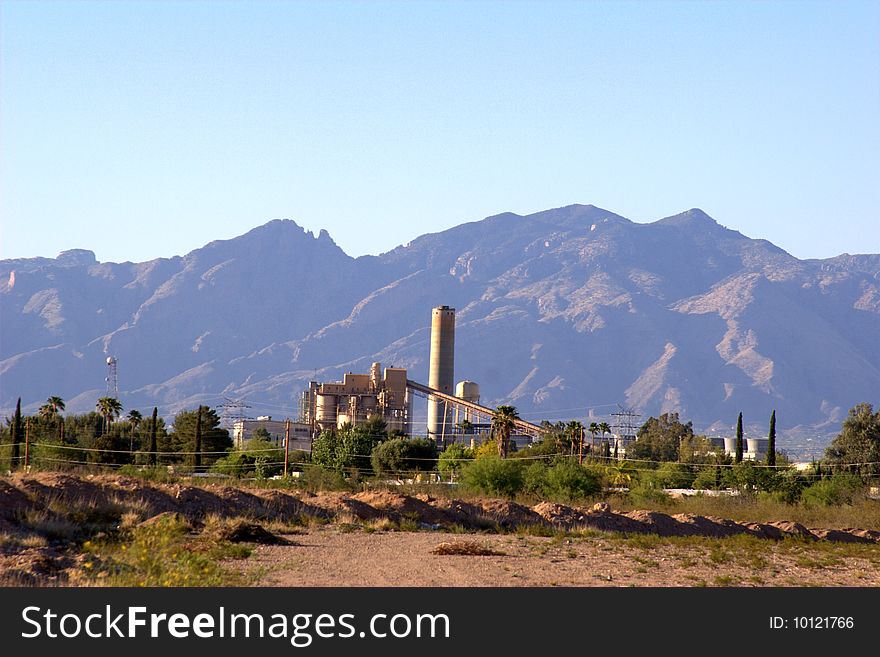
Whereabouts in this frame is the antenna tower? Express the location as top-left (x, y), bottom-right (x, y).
top-left (105, 356), bottom-right (119, 397)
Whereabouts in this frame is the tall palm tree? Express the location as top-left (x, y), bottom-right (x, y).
top-left (567, 420), bottom-right (585, 461)
top-left (38, 403), bottom-right (55, 422)
top-left (96, 397), bottom-right (123, 435)
top-left (588, 422), bottom-right (600, 452)
top-left (39, 396), bottom-right (66, 441)
top-left (127, 409), bottom-right (143, 455)
top-left (491, 405), bottom-right (519, 458)
top-left (46, 396), bottom-right (65, 414)
top-left (598, 421), bottom-right (612, 459)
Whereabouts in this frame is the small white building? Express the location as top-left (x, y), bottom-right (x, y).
top-left (232, 416), bottom-right (312, 452)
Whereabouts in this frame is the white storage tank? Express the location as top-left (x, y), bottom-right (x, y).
top-left (723, 437), bottom-right (738, 455)
top-left (455, 380), bottom-right (480, 403)
top-left (315, 393), bottom-right (337, 429)
top-left (747, 437), bottom-right (768, 458)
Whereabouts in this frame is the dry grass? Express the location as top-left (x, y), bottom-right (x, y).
top-left (609, 493), bottom-right (880, 529)
top-left (431, 540), bottom-right (506, 556)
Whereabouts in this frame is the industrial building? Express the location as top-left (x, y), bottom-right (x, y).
top-left (301, 363), bottom-right (412, 435)
top-left (232, 416), bottom-right (312, 452)
top-left (300, 306), bottom-right (546, 445)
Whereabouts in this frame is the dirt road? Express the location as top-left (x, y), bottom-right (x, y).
top-left (238, 526), bottom-right (880, 587)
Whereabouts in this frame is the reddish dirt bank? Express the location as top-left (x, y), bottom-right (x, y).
top-left (1, 473), bottom-right (879, 586)
top-left (2, 473), bottom-right (878, 542)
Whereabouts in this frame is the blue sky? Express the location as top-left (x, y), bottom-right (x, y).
top-left (2, 0), bottom-right (878, 263)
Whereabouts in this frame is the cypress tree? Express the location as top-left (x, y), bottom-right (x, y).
top-left (193, 405), bottom-right (203, 471)
top-left (735, 412), bottom-right (744, 463)
top-left (766, 410), bottom-right (776, 467)
top-left (11, 398), bottom-right (22, 470)
top-left (148, 406), bottom-right (158, 466)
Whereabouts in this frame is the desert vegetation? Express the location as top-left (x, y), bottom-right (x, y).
top-left (1, 398), bottom-right (878, 587)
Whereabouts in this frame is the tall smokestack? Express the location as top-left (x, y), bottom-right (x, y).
top-left (427, 305), bottom-right (455, 439)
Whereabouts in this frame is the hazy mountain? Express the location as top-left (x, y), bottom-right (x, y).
top-left (2, 205), bottom-right (878, 449)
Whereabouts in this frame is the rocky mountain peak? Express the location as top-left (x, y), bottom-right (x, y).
top-left (56, 249), bottom-right (97, 266)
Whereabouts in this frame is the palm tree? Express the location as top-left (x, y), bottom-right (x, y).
top-left (456, 419), bottom-right (474, 435)
top-left (567, 420), bottom-right (585, 462)
top-left (96, 397), bottom-right (123, 435)
top-left (588, 422), bottom-right (600, 452)
top-left (127, 409), bottom-right (143, 455)
top-left (491, 405), bottom-right (520, 458)
top-left (38, 403), bottom-right (55, 422)
top-left (598, 421), bottom-right (612, 459)
top-left (46, 396), bottom-right (65, 414)
top-left (39, 396), bottom-right (66, 441)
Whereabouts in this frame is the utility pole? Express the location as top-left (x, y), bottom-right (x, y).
top-left (24, 417), bottom-right (30, 470)
top-left (284, 418), bottom-right (291, 478)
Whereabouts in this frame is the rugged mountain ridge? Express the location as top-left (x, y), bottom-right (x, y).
top-left (2, 205), bottom-right (878, 440)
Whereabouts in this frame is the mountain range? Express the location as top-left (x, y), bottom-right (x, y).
top-left (2, 205), bottom-right (878, 451)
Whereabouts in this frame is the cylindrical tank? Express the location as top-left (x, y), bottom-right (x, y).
top-left (747, 437), bottom-right (767, 458)
top-left (427, 306), bottom-right (455, 438)
top-left (315, 393), bottom-right (337, 429)
top-left (723, 437), bottom-right (737, 455)
top-left (455, 380), bottom-right (480, 424)
top-left (455, 380), bottom-right (480, 402)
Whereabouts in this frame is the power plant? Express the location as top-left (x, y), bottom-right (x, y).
top-left (300, 305), bottom-right (545, 445)
top-left (302, 364), bottom-right (412, 435)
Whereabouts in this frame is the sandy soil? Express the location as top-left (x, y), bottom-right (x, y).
top-left (2, 473), bottom-right (880, 587)
top-left (238, 526), bottom-right (880, 587)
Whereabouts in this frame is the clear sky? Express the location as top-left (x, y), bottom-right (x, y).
top-left (2, 0), bottom-right (878, 263)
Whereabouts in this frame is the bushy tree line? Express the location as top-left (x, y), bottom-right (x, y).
top-left (1, 398), bottom-right (231, 471)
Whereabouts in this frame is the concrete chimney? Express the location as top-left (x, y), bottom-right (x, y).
top-left (427, 305), bottom-right (455, 439)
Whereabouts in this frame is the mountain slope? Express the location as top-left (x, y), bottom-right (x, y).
top-left (2, 206), bottom-right (878, 441)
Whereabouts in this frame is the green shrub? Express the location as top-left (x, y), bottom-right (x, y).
top-left (209, 438), bottom-right (286, 478)
top-left (438, 443), bottom-right (475, 476)
top-left (371, 438), bottom-right (438, 475)
top-left (460, 457), bottom-right (524, 498)
top-left (627, 480), bottom-right (671, 506)
top-left (522, 462), bottom-right (550, 497)
top-left (117, 465), bottom-right (177, 483)
top-left (692, 466), bottom-right (724, 490)
top-left (310, 430), bottom-right (339, 470)
top-left (522, 460), bottom-right (602, 502)
top-left (801, 474), bottom-right (864, 507)
top-left (211, 451), bottom-right (257, 477)
top-left (765, 468), bottom-right (808, 504)
top-left (296, 465), bottom-right (350, 492)
top-left (723, 461), bottom-right (777, 494)
top-left (653, 462), bottom-right (697, 489)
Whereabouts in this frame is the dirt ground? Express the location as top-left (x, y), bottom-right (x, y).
top-left (2, 473), bottom-right (880, 587)
top-left (239, 526), bottom-right (880, 587)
